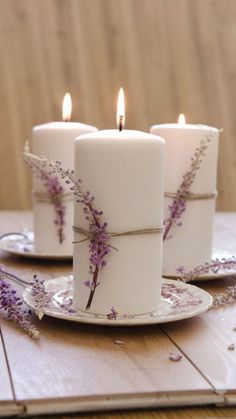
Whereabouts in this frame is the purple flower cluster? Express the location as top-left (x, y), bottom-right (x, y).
top-left (0, 270), bottom-right (39, 338)
top-left (46, 176), bottom-right (66, 244)
top-left (23, 149), bottom-right (112, 311)
top-left (163, 136), bottom-right (211, 241)
top-left (213, 285), bottom-right (236, 308)
top-left (24, 152), bottom-right (66, 244)
top-left (107, 306), bottom-right (118, 320)
top-left (73, 182), bottom-right (112, 309)
top-left (73, 185), bottom-right (111, 307)
top-left (176, 257), bottom-right (236, 282)
top-left (30, 275), bottom-right (51, 319)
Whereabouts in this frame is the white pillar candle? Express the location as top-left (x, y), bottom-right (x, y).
top-left (73, 90), bottom-right (165, 316)
top-left (150, 117), bottom-right (219, 275)
top-left (32, 94), bottom-right (97, 255)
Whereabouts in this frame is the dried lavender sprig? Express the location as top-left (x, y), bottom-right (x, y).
top-left (0, 269), bottom-right (39, 339)
top-left (163, 135), bottom-right (212, 241)
top-left (30, 275), bottom-right (51, 319)
top-left (24, 143), bottom-right (66, 244)
top-left (23, 146), bottom-right (112, 311)
top-left (176, 257), bottom-right (236, 282)
top-left (212, 285), bottom-right (236, 308)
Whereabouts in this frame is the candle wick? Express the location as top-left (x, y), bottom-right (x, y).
top-left (119, 116), bottom-right (123, 132)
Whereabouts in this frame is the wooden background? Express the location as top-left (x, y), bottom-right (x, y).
top-left (0, 0), bottom-right (236, 210)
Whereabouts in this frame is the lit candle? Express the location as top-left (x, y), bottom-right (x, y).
top-left (150, 115), bottom-right (219, 275)
top-left (73, 89), bottom-right (165, 316)
top-left (32, 93), bottom-right (97, 255)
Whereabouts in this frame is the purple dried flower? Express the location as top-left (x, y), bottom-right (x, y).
top-left (0, 269), bottom-right (39, 338)
top-left (30, 275), bottom-right (51, 319)
top-left (107, 306), bottom-right (118, 320)
top-left (84, 280), bottom-right (91, 288)
top-left (163, 136), bottom-right (211, 241)
top-left (177, 257), bottom-right (236, 282)
top-left (24, 148), bottom-right (66, 244)
top-left (212, 285), bottom-right (236, 308)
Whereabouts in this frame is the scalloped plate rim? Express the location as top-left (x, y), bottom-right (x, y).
top-left (0, 233), bottom-right (72, 260)
top-left (22, 276), bottom-right (212, 326)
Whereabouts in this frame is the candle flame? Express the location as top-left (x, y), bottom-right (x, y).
top-left (116, 88), bottom-right (125, 131)
top-left (62, 93), bottom-right (72, 121)
top-left (178, 113), bottom-right (186, 125)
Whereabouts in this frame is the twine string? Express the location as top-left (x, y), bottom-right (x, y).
top-left (73, 225), bottom-right (164, 246)
top-left (164, 191), bottom-right (218, 200)
top-left (32, 191), bottom-right (74, 203)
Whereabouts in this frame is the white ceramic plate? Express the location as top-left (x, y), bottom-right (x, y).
top-left (163, 248), bottom-right (236, 281)
top-left (0, 232), bottom-right (72, 260)
top-left (23, 276), bottom-right (212, 326)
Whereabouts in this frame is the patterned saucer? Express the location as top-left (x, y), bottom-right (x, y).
top-left (23, 276), bottom-right (212, 326)
top-left (163, 248), bottom-right (236, 281)
top-left (0, 232), bottom-right (72, 260)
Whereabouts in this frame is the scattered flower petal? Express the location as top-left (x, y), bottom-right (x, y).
top-left (169, 352), bottom-right (182, 362)
top-left (228, 343), bottom-right (235, 351)
top-left (114, 340), bottom-right (124, 345)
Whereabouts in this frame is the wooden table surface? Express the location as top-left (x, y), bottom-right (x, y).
top-left (1, 211), bottom-right (236, 419)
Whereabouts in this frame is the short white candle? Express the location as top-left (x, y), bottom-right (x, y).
top-left (73, 89), bottom-right (165, 316)
top-left (32, 93), bottom-right (97, 255)
top-left (151, 116), bottom-right (219, 275)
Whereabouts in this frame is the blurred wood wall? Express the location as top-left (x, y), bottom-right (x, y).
top-left (0, 0), bottom-right (236, 210)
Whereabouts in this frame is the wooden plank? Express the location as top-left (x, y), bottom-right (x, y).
top-left (0, 211), bottom-right (28, 416)
top-left (0, 329), bottom-right (12, 401)
top-left (0, 325), bottom-right (21, 417)
top-left (0, 211), bottom-right (24, 415)
top-left (1, 316), bottom-right (216, 416)
top-left (1, 1), bottom-right (236, 211)
top-left (162, 298), bottom-right (236, 393)
top-left (162, 212), bottom-right (236, 396)
top-left (52, 407), bottom-right (236, 419)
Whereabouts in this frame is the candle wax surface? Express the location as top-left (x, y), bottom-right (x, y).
top-left (73, 129), bottom-right (165, 315)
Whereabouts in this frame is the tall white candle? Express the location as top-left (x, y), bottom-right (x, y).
top-left (150, 116), bottom-right (219, 275)
top-left (73, 89), bottom-right (165, 316)
top-left (32, 94), bottom-right (97, 255)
